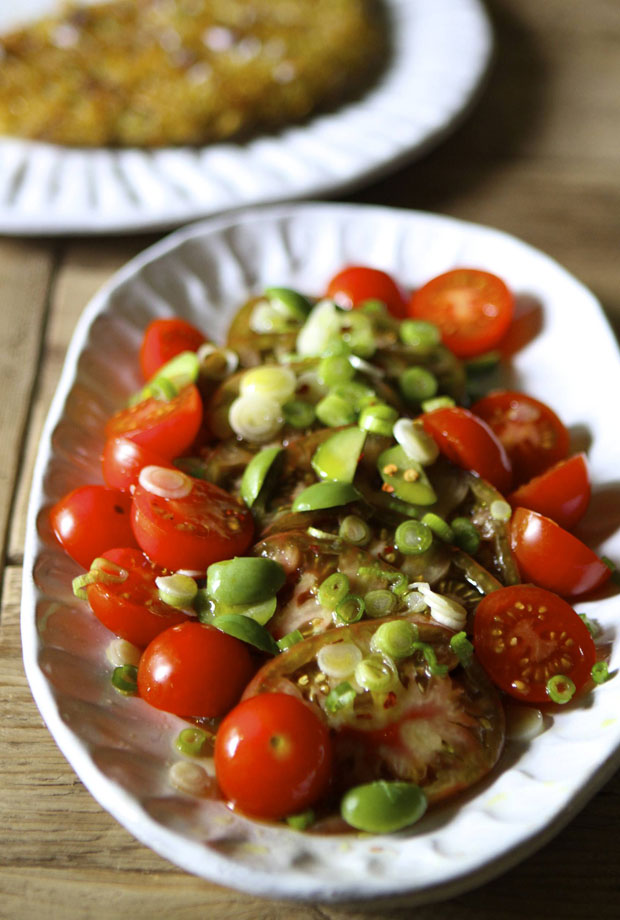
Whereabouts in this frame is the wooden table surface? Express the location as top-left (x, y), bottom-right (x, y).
top-left (1, 1), bottom-right (619, 917)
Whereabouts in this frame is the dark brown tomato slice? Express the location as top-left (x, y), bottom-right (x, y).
top-left (244, 617), bottom-right (505, 806)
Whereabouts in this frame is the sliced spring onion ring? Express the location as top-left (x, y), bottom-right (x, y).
top-left (240, 365), bottom-right (296, 404)
top-left (393, 418), bottom-right (439, 466)
top-left (229, 393), bottom-right (284, 443)
top-left (156, 573), bottom-right (198, 609)
top-left (138, 465), bottom-right (193, 499)
top-left (175, 727), bottom-right (209, 757)
top-left (317, 642), bottom-right (363, 679)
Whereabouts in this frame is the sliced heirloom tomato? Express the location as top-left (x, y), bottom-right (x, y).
top-left (510, 507), bottom-right (611, 597)
top-left (471, 390), bottom-right (569, 487)
top-left (131, 466), bottom-right (254, 571)
top-left (50, 485), bottom-right (138, 569)
top-left (408, 268), bottom-right (514, 358)
top-left (86, 547), bottom-right (191, 647)
top-left (139, 317), bottom-right (206, 380)
top-left (243, 616), bottom-right (504, 808)
top-left (422, 406), bottom-right (512, 493)
top-left (508, 454), bottom-right (590, 530)
top-left (474, 584), bottom-right (596, 703)
top-left (326, 265), bottom-right (408, 319)
top-left (102, 436), bottom-right (175, 491)
top-left (105, 384), bottom-right (203, 460)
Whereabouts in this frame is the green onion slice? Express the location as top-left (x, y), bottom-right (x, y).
top-left (175, 727), bottom-right (208, 757)
top-left (334, 594), bottom-right (365, 625)
top-left (591, 661), bottom-right (610, 684)
top-left (277, 629), bottom-right (304, 652)
top-left (111, 664), bottom-right (138, 695)
top-left (318, 572), bottom-right (350, 611)
top-left (324, 681), bottom-right (357, 713)
top-left (285, 810), bottom-right (315, 830)
top-left (546, 674), bottom-right (576, 704)
top-left (450, 631), bottom-right (474, 666)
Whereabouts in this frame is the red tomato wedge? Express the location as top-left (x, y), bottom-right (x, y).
top-left (102, 436), bottom-right (174, 491)
top-left (408, 268), bottom-right (514, 358)
top-left (474, 584), bottom-right (596, 703)
top-left (139, 317), bottom-right (206, 380)
top-left (326, 265), bottom-right (408, 319)
top-left (508, 454), bottom-right (590, 530)
top-left (510, 507), bottom-right (611, 597)
top-left (471, 390), bottom-right (569, 487)
top-left (105, 384), bottom-right (203, 460)
top-left (50, 485), bottom-right (138, 569)
top-left (86, 547), bottom-right (191, 647)
top-left (422, 406), bottom-right (512, 493)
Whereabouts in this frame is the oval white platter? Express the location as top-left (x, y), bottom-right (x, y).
top-left (22, 202), bottom-right (620, 904)
top-left (0, 0), bottom-right (492, 235)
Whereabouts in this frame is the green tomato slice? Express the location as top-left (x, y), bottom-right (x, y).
top-left (240, 446), bottom-right (283, 507)
top-left (292, 480), bottom-right (361, 513)
top-left (378, 444), bottom-right (437, 506)
top-left (311, 427), bottom-right (366, 483)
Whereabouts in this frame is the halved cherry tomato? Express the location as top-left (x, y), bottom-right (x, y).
top-left (508, 454), bottom-right (590, 530)
top-left (137, 621), bottom-right (254, 717)
top-left (215, 693), bottom-right (332, 820)
top-left (326, 265), bottom-right (408, 319)
top-left (408, 268), bottom-right (514, 358)
top-left (510, 507), bottom-right (610, 597)
top-left (50, 485), bottom-right (138, 569)
top-left (474, 584), bottom-right (596, 703)
top-left (471, 390), bottom-right (569, 487)
top-left (101, 436), bottom-right (174, 491)
top-left (422, 406), bottom-right (512, 493)
top-left (86, 547), bottom-right (191, 647)
top-left (139, 317), bottom-right (206, 380)
top-left (131, 473), bottom-right (254, 571)
top-left (104, 384), bottom-right (203, 460)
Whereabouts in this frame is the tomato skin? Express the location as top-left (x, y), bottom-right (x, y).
top-left (101, 436), bottom-right (174, 491)
top-left (508, 454), bottom-right (590, 530)
top-left (50, 485), bottom-right (138, 569)
top-left (86, 547), bottom-right (191, 647)
top-left (408, 268), bottom-right (514, 358)
top-left (422, 406), bottom-right (512, 493)
top-left (214, 693), bottom-right (332, 820)
top-left (474, 584), bottom-right (596, 703)
top-left (510, 507), bottom-right (610, 597)
top-left (137, 621), bottom-right (254, 717)
top-left (326, 265), bottom-right (408, 319)
top-left (131, 475), bottom-right (254, 571)
top-left (105, 384), bottom-right (203, 460)
top-left (471, 390), bottom-right (569, 487)
top-left (139, 318), bottom-right (206, 380)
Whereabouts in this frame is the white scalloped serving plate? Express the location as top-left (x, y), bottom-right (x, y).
top-left (22, 203), bottom-right (620, 904)
top-left (0, 0), bottom-right (492, 235)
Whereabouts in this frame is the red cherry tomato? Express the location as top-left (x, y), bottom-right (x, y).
top-left (139, 318), bottom-right (206, 380)
top-left (104, 384), bottom-right (203, 460)
top-left (85, 547), bottom-right (191, 647)
top-left (215, 693), bottom-right (332, 820)
top-left (326, 265), bottom-right (408, 319)
top-left (471, 390), bottom-right (569, 487)
top-left (508, 454), bottom-right (590, 530)
top-left (101, 436), bottom-right (175, 491)
top-left (131, 473), bottom-right (254, 571)
top-left (408, 268), bottom-right (514, 358)
top-left (510, 507), bottom-right (611, 597)
top-left (50, 485), bottom-right (138, 569)
top-left (474, 584), bottom-right (596, 703)
top-left (421, 406), bottom-right (512, 493)
top-left (137, 621), bottom-right (254, 718)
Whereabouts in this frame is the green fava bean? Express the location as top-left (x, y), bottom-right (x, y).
top-left (311, 427), bottom-right (366, 483)
top-left (341, 780), bottom-right (427, 834)
top-left (212, 614), bottom-right (280, 655)
top-left (264, 286), bottom-right (312, 321)
top-left (378, 445), bottom-right (437, 506)
top-left (292, 480), bottom-right (361, 512)
top-left (206, 557), bottom-right (286, 606)
top-left (240, 446), bottom-right (283, 507)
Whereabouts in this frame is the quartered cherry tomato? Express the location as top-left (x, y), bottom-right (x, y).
top-left (85, 547), bottom-right (191, 647)
top-left (474, 584), bottom-right (596, 703)
top-left (422, 406), bottom-right (512, 493)
top-left (104, 384), bottom-right (203, 460)
top-left (215, 693), bottom-right (332, 820)
top-left (471, 390), bottom-right (569, 487)
top-left (508, 454), bottom-right (590, 530)
top-left (510, 507), bottom-right (610, 597)
top-left (101, 436), bottom-right (174, 491)
top-left (49, 485), bottom-right (138, 569)
top-left (139, 317), bottom-right (206, 380)
top-left (408, 268), bottom-right (514, 358)
top-left (326, 265), bottom-right (408, 319)
top-left (137, 621), bottom-right (254, 718)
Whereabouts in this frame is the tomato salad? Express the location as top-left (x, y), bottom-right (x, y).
top-left (51, 265), bottom-right (615, 835)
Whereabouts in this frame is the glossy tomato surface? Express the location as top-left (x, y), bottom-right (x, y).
top-left (510, 507), bottom-right (611, 597)
top-left (326, 265), bottom-right (408, 318)
top-left (508, 454), bottom-right (590, 530)
top-left (474, 584), bottom-right (596, 703)
top-left (86, 547), bottom-right (191, 647)
top-left (471, 390), bottom-right (569, 487)
top-left (408, 268), bottom-right (514, 358)
top-left (215, 693), bottom-right (332, 820)
top-left (50, 485), bottom-right (138, 569)
top-left (101, 436), bottom-right (174, 491)
top-left (422, 406), bottom-right (512, 493)
top-left (139, 317), bottom-right (206, 380)
top-left (137, 621), bottom-right (254, 717)
top-left (105, 384), bottom-right (203, 460)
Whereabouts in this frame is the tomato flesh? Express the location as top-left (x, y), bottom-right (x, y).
top-left (140, 317), bottom-right (206, 380)
top-left (474, 584), bottom-right (596, 702)
top-left (508, 454), bottom-right (590, 530)
top-left (105, 384), bottom-right (203, 460)
top-left (326, 265), bottom-right (408, 319)
top-left (50, 485), bottom-right (138, 569)
top-left (102, 436), bottom-right (174, 491)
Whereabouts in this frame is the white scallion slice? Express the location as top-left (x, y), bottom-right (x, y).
top-left (229, 393), bottom-right (284, 443)
top-left (411, 582), bottom-right (467, 631)
top-left (156, 574), bottom-right (198, 609)
top-left (240, 365), bottom-right (296, 404)
top-left (296, 300), bottom-right (342, 357)
top-left (168, 761), bottom-right (210, 796)
top-left (317, 642), bottom-right (363, 680)
top-left (138, 465), bottom-right (193, 499)
top-left (105, 638), bottom-right (141, 668)
top-left (196, 343), bottom-right (239, 375)
top-left (393, 418), bottom-right (439, 466)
